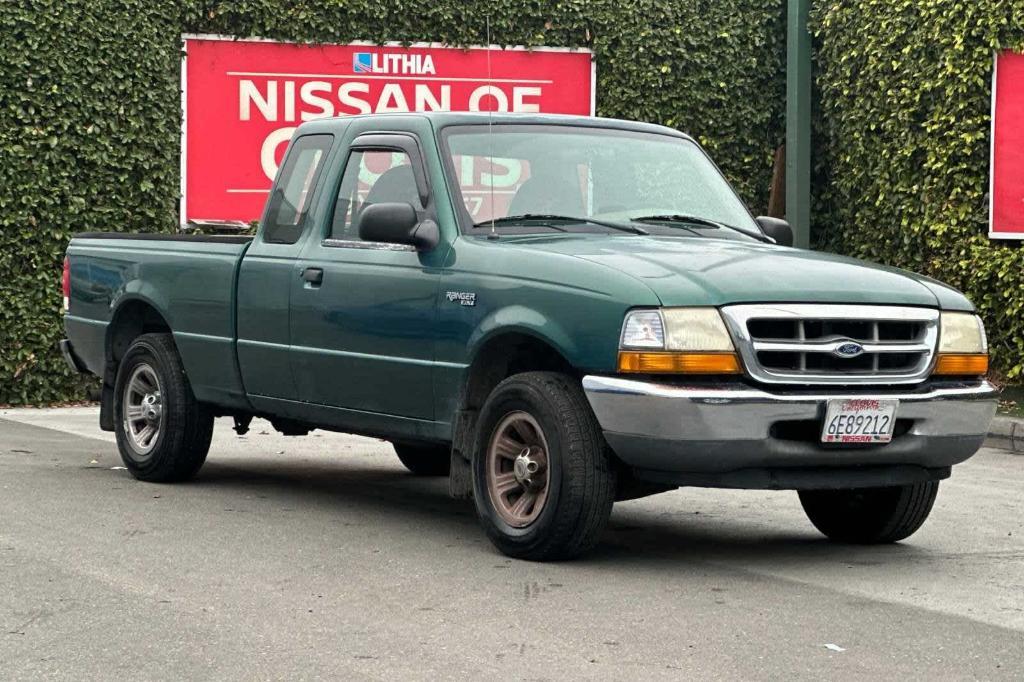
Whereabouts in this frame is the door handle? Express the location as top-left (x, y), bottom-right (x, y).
top-left (302, 267), bottom-right (324, 286)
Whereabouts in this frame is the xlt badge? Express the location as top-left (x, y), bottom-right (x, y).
top-left (446, 291), bottom-right (476, 307)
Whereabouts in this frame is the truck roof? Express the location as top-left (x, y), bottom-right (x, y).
top-left (295, 112), bottom-right (693, 141)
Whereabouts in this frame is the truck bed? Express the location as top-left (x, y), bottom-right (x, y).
top-left (65, 232), bottom-right (254, 409)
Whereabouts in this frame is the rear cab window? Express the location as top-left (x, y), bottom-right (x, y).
top-left (263, 134), bottom-right (334, 244)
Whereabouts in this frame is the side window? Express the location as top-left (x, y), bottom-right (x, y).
top-left (330, 149), bottom-right (421, 240)
top-left (263, 134), bottom-right (333, 244)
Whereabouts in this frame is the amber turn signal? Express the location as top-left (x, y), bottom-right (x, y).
top-left (933, 353), bottom-right (989, 376)
top-left (617, 351), bottom-right (742, 374)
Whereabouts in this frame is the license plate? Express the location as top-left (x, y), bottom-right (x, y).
top-left (821, 399), bottom-right (899, 444)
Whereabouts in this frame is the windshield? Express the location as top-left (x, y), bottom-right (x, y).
top-left (441, 124), bottom-right (760, 237)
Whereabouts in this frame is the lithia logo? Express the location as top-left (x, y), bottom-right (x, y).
top-left (446, 291), bottom-right (477, 307)
top-left (353, 52), bottom-right (437, 75)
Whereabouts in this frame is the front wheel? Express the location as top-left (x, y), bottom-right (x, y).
top-left (472, 372), bottom-right (616, 561)
top-left (113, 333), bottom-right (214, 482)
top-left (798, 481), bottom-right (939, 544)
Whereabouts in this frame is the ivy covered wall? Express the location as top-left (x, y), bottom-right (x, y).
top-left (4, 0), bottom-right (1021, 403)
top-left (1, 0), bottom-right (786, 403)
top-left (812, 0), bottom-right (1024, 379)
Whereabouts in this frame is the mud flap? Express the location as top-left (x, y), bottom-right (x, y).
top-left (99, 382), bottom-right (115, 432)
top-left (448, 409), bottom-right (477, 499)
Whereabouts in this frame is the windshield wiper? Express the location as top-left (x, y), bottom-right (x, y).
top-left (630, 214), bottom-right (767, 241)
top-left (474, 214), bottom-right (648, 235)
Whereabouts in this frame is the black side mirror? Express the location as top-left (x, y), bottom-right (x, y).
top-left (756, 216), bottom-right (793, 247)
top-left (358, 202), bottom-right (439, 251)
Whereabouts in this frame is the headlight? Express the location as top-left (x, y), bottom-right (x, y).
top-left (618, 308), bottom-right (741, 374)
top-left (662, 308), bottom-right (736, 351)
top-left (934, 312), bottom-right (988, 376)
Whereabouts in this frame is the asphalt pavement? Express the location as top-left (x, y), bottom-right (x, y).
top-left (1, 407), bottom-right (1022, 680)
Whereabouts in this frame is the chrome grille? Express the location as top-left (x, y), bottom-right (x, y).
top-left (720, 304), bottom-right (939, 385)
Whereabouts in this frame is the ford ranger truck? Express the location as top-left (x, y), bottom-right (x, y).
top-left (61, 113), bottom-right (998, 560)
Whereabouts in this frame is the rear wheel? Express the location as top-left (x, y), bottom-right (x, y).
top-left (113, 333), bottom-right (214, 482)
top-left (472, 372), bottom-right (616, 561)
top-left (798, 481), bottom-right (939, 543)
top-left (393, 442), bottom-right (451, 476)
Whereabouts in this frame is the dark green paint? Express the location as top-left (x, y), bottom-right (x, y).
top-left (66, 113), bottom-right (976, 441)
top-left (66, 238), bottom-right (251, 410)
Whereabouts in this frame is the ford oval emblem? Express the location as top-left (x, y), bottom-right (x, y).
top-left (834, 341), bottom-right (865, 358)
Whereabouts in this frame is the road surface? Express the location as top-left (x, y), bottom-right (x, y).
top-left (1, 407), bottom-right (1021, 679)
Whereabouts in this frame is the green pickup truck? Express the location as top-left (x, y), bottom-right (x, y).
top-left (62, 112), bottom-right (997, 560)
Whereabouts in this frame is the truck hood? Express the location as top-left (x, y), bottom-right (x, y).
top-left (500, 235), bottom-right (973, 310)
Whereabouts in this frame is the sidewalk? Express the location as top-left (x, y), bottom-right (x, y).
top-left (987, 415), bottom-right (1024, 454)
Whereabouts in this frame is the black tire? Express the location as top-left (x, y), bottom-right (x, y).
top-left (113, 333), bottom-right (214, 482)
top-left (472, 371), bottom-right (616, 561)
top-left (393, 442), bottom-right (451, 476)
top-left (798, 481), bottom-right (939, 544)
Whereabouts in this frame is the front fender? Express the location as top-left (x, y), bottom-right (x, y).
top-left (466, 304), bottom-right (582, 368)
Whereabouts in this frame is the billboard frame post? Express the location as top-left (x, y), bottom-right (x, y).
top-left (786, 0), bottom-right (812, 249)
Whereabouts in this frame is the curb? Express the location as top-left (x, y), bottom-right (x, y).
top-left (986, 416), bottom-right (1024, 454)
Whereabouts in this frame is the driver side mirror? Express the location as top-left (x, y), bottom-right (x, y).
top-left (358, 202), bottom-right (439, 251)
top-left (756, 216), bottom-right (793, 247)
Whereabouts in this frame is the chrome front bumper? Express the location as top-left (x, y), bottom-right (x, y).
top-left (582, 375), bottom-right (998, 488)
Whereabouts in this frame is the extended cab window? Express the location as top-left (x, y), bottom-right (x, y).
top-left (330, 150), bottom-right (422, 241)
top-left (263, 134), bottom-right (333, 244)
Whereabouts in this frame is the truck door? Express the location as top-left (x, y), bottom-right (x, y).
top-left (237, 133), bottom-right (335, 401)
top-left (289, 132), bottom-right (443, 420)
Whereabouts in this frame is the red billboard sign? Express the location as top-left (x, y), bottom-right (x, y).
top-left (991, 50), bottom-right (1024, 239)
top-left (181, 35), bottom-right (595, 223)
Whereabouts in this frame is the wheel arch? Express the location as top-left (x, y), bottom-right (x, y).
top-left (461, 329), bottom-right (577, 413)
top-left (94, 297), bottom-right (175, 432)
top-left (106, 296), bottom-right (173, 366)
top-left (454, 327), bottom-right (658, 504)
